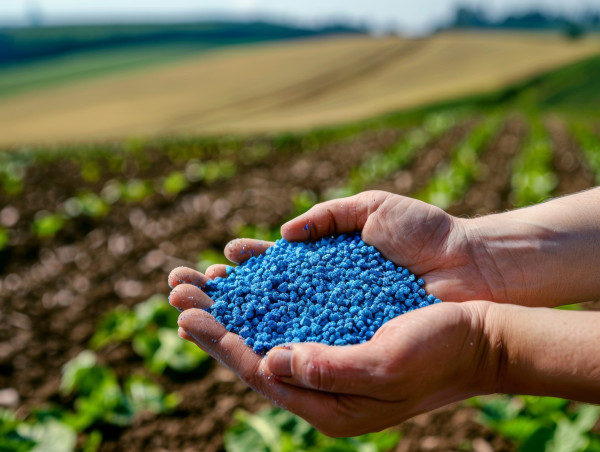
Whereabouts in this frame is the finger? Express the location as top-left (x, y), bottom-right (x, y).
top-left (205, 264), bottom-right (228, 280)
top-left (169, 284), bottom-right (213, 310)
top-left (281, 190), bottom-right (390, 242)
top-left (178, 327), bottom-right (194, 342)
top-left (266, 341), bottom-right (386, 396)
top-left (177, 309), bottom-right (343, 427)
top-left (225, 238), bottom-right (274, 264)
top-left (168, 266), bottom-right (208, 289)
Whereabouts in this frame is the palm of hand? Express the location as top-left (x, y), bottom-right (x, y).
top-left (290, 192), bottom-right (496, 303)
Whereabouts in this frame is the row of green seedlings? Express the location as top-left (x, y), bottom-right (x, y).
top-left (412, 115), bottom-right (600, 451)
top-left (193, 112), bottom-right (600, 452)
top-left (415, 114), bottom-right (502, 209)
top-left (0, 295), bottom-right (208, 452)
top-left (470, 395), bottom-right (600, 452)
top-left (0, 116), bottom-right (376, 201)
top-left (570, 121), bottom-right (600, 184)
top-left (0, 119), bottom-right (381, 250)
top-left (509, 117), bottom-right (557, 208)
top-left (0, 158), bottom-right (238, 250)
top-left (225, 406), bottom-right (401, 452)
top-left (216, 109), bottom-right (466, 248)
top-left (325, 109), bottom-right (464, 200)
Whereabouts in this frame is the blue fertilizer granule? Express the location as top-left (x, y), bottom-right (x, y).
top-left (204, 233), bottom-right (442, 354)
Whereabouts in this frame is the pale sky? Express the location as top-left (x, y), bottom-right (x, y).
top-left (0, 0), bottom-right (597, 35)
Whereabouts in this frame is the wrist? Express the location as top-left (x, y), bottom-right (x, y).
top-left (463, 189), bottom-right (600, 307)
top-left (463, 213), bottom-right (565, 307)
top-left (482, 303), bottom-right (600, 402)
top-left (458, 301), bottom-right (507, 396)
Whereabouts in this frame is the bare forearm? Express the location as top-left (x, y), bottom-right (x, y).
top-left (467, 188), bottom-right (600, 306)
top-left (486, 303), bottom-right (600, 403)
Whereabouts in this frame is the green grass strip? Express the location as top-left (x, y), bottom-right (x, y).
top-left (570, 121), bottom-right (600, 184)
top-left (510, 118), bottom-right (557, 207)
top-left (416, 114), bottom-right (502, 209)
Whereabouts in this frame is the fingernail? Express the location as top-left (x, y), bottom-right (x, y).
top-left (269, 347), bottom-right (292, 378)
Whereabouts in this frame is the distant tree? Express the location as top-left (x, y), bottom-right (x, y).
top-left (563, 21), bottom-right (586, 40)
top-left (452, 6), bottom-right (488, 28)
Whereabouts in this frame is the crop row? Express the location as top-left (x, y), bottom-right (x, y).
top-left (3, 111), bottom-right (599, 451)
top-left (571, 121), bottom-right (600, 183)
top-left (416, 114), bottom-right (502, 209)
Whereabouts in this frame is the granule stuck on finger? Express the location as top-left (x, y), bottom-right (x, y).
top-left (204, 233), bottom-right (442, 354)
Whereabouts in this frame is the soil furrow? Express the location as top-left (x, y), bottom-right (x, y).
top-left (368, 119), bottom-right (478, 196)
top-left (1, 128), bottom-right (404, 414)
top-left (447, 116), bottom-right (528, 217)
top-left (545, 117), bottom-right (596, 196)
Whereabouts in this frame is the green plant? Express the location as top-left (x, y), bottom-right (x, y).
top-left (235, 224), bottom-right (281, 242)
top-left (332, 110), bottom-right (460, 198)
top-left (0, 409), bottom-right (37, 452)
top-left (80, 161), bottom-right (102, 183)
top-left (63, 192), bottom-right (110, 218)
top-left (224, 407), bottom-right (401, 452)
top-left (197, 249), bottom-right (230, 273)
top-left (510, 119), bottom-right (557, 207)
top-left (0, 226), bottom-right (9, 251)
top-left (161, 171), bottom-right (189, 196)
top-left (32, 212), bottom-right (66, 238)
top-left (123, 178), bottom-right (154, 202)
top-left (60, 350), bottom-right (178, 431)
top-left (470, 395), bottom-right (600, 452)
top-left (416, 115), bottom-right (501, 209)
top-left (570, 122), bottom-right (600, 184)
top-left (91, 295), bottom-right (210, 373)
top-left (0, 158), bottom-right (26, 196)
top-left (290, 190), bottom-right (318, 217)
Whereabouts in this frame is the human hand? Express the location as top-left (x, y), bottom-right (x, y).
top-left (174, 297), bottom-right (498, 436)
top-left (278, 190), bottom-right (504, 303)
top-left (168, 189), bottom-right (600, 435)
top-left (168, 190), bottom-right (507, 306)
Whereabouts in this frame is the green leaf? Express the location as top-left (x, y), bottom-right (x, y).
top-left (82, 430), bottom-right (102, 452)
top-left (162, 171), bottom-right (189, 195)
top-left (197, 249), bottom-right (229, 273)
top-left (521, 397), bottom-right (568, 417)
top-left (548, 419), bottom-right (587, 452)
top-left (149, 328), bottom-right (208, 373)
top-left (0, 227), bottom-right (9, 251)
top-left (32, 212), bottom-right (65, 238)
top-left (18, 419), bottom-right (77, 452)
top-left (0, 409), bottom-right (37, 452)
top-left (125, 375), bottom-right (179, 415)
top-left (89, 306), bottom-right (138, 349)
top-left (519, 425), bottom-right (554, 452)
top-left (60, 351), bottom-right (98, 395)
top-left (133, 295), bottom-right (174, 328)
top-left (574, 405), bottom-right (600, 433)
top-left (224, 408), bottom-right (401, 452)
top-left (490, 416), bottom-right (542, 441)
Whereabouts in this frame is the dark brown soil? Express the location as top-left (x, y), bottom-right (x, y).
top-left (545, 116), bottom-right (597, 196)
top-left (371, 119), bottom-right (478, 196)
top-left (447, 116), bottom-right (528, 217)
top-left (1, 114), bottom-right (597, 451)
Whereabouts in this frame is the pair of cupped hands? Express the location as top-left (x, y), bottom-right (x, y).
top-left (167, 191), bottom-right (570, 436)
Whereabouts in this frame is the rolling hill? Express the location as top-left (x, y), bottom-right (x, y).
top-left (1, 31), bottom-right (599, 146)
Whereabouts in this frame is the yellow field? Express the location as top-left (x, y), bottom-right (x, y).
top-left (1, 32), bottom-right (599, 146)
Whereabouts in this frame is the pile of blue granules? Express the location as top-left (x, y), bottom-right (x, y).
top-left (204, 233), bottom-right (442, 354)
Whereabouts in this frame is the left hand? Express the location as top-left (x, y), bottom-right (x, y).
top-left (174, 291), bottom-right (498, 437)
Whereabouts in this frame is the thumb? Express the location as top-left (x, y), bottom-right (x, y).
top-left (281, 190), bottom-right (390, 242)
top-left (266, 341), bottom-right (383, 395)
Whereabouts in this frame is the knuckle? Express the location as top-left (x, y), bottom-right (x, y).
top-left (301, 353), bottom-right (334, 392)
